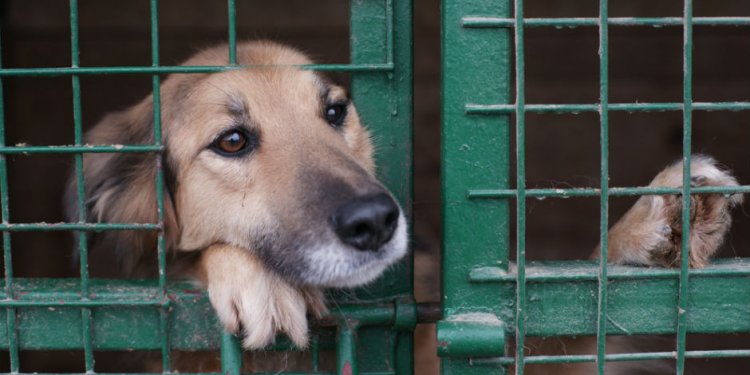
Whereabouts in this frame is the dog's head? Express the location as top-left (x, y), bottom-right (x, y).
top-left (70, 41), bottom-right (408, 287)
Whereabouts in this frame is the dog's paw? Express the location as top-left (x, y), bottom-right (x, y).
top-left (604, 155), bottom-right (742, 268)
top-left (199, 244), bottom-right (326, 349)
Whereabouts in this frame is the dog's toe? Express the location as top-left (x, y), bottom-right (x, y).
top-left (201, 245), bottom-right (324, 350)
top-left (206, 283), bottom-right (240, 334)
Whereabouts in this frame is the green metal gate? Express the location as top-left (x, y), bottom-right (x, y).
top-left (0, 1), bottom-right (415, 374)
top-left (440, 0), bottom-right (750, 374)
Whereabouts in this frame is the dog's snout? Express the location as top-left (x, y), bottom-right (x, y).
top-left (330, 193), bottom-right (399, 251)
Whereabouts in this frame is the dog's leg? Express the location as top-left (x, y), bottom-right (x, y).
top-left (597, 155), bottom-right (742, 267)
top-left (198, 244), bottom-right (327, 349)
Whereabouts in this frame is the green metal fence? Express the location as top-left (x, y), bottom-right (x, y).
top-left (0, 1), bottom-right (415, 374)
top-left (440, 1), bottom-right (750, 374)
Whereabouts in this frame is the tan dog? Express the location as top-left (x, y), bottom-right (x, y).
top-left (526, 155), bottom-right (742, 375)
top-left (66, 41), bottom-right (408, 350)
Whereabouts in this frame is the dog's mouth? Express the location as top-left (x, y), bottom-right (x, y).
top-left (302, 210), bottom-right (409, 287)
top-left (249, 205), bottom-right (408, 288)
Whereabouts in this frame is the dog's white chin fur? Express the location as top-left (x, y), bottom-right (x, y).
top-left (303, 213), bottom-right (409, 288)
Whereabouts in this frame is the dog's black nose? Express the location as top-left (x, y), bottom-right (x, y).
top-left (330, 193), bottom-right (400, 251)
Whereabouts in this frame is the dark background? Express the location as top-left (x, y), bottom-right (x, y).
top-left (2, 1), bottom-right (750, 374)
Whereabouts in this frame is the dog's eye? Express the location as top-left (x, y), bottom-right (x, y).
top-left (211, 128), bottom-right (255, 157)
top-left (324, 103), bottom-right (347, 128)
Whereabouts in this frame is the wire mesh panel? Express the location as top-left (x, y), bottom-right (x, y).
top-left (440, 1), bottom-right (750, 374)
top-left (0, 0), bottom-right (413, 374)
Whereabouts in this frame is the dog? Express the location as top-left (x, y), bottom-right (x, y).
top-left (65, 40), bottom-right (409, 352)
top-left (524, 155), bottom-right (743, 375)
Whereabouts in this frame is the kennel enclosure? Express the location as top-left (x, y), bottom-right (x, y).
top-left (440, 0), bottom-right (750, 374)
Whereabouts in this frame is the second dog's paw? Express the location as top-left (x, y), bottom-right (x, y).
top-left (604, 156), bottom-right (742, 268)
top-left (199, 244), bottom-right (325, 349)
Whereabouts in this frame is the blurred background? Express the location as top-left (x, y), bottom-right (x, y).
top-left (2, 0), bottom-right (750, 374)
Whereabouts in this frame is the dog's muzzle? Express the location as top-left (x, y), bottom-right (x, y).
top-left (329, 193), bottom-right (400, 251)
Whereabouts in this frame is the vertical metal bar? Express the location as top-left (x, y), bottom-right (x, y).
top-left (311, 334), bottom-right (320, 372)
top-left (149, 0), bottom-right (170, 371)
top-left (227, 0), bottom-right (237, 64)
top-left (220, 332), bottom-right (243, 375)
top-left (676, 0), bottom-right (694, 373)
top-left (69, 0), bottom-right (95, 372)
top-left (513, 0), bottom-right (527, 373)
top-left (350, 1), bottom-right (414, 371)
top-left (221, 1), bottom-right (243, 372)
top-left (385, 0), bottom-right (394, 66)
top-left (337, 324), bottom-right (359, 375)
top-left (0, 24), bottom-right (19, 374)
top-left (595, 0), bottom-right (609, 374)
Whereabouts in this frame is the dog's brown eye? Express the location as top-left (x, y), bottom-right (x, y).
top-left (211, 128), bottom-right (256, 157)
top-left (219, 131), bottom-right (246, 153)
top-left (325, 103), bottom-right (347, 128)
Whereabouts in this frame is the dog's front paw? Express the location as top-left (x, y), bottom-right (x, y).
top-left (199, 244), bottom-right (326, 349)
top-left (604, 156), bottom-right (742, 268)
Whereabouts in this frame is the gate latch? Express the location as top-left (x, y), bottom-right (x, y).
top-left (436, 313), bottom-right (506, 358)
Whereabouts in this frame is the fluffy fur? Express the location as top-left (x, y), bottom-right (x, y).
top-left (66, 41), bottom-right (409, 349)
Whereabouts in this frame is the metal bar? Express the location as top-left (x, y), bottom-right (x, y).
top-left (473, 349), bottom-right (750, 365)
top-left (595, 0), bottom-right (609, 372)
top-left (0, 21), bottom-right (19, 374)
top-left (676, 1), bottom-right (694, 373)
top-left (227, 0), bottom-right (237, 65)
top-left (469, 259), bottom-right (750, 282)
top-left (0, 374), bottom-right (393, 375)
top-left (0, 299), bottom-right (168, 307)
top-left (0, 223), bottom-right (160, 231)
top-left (220, 332), bottom-right (242, 375)
top-left (386, 0), bottom-right (394, 66)
top-left (462, 16), bottom-right (750, 28)
top-left (312, 334), bottom-right (321, 372)
top-left (0, 64), bottom-right (395, 76)
top-left (467, 185), bottom-right (750, 199)
top-left (149, 0), bottom-right (171, 371)
top-left (68, 0), bottom-right (95, 371)
top-left (337, 324), bottom-right (359, 375)
top-left (0, 145), bottom-right (163, 154)
top-left (465, 101), bottom-right (750, 114)
top-left (2, 274), bottom-right (750, 347)
top-left (513, 0), bottom-right (527, 372)
top-left (350, 0), bottom-right (415, 372)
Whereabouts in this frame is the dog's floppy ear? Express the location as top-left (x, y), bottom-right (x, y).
top-left (65, 97), bottom-right (180, 276)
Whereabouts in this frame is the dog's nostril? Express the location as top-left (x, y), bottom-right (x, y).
top-left (385, 212), bottom-right (398, 229)
top-left (330, 193), bottom-right (400, 251)
top-left (354, 223), bottom-right (371, 237)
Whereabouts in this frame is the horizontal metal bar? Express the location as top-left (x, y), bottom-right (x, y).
top-left (472, 349), bottom-right (750, 365)
top-left (0, 299), bottom-right (166, 308)
top-left (468, 185), bottom-right (750, 199)
top-left (457, 259), bottom-right (750, 336)
top-left (465, 102), bottom-right (750, 114)
top-left (469, 259), bottom-right (750, 283)
top-left (0, 279), bottom-right (419, 350)
top-left (3, 373), bottom-right (395, 375)
top-left (0, 63), bottom-right (394, 77)
top-left (0, 223), bottom-right (160, 231)
top-left (462, 16), bottom-right (750, 28)
top-left (0, 145), bottom-right (162, 154)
